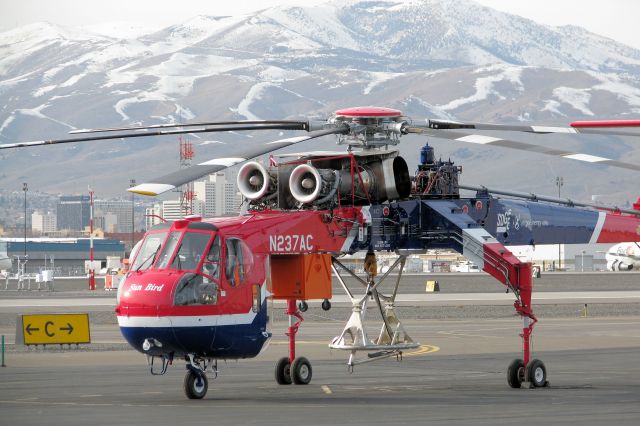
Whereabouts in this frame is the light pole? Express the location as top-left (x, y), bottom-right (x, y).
top-left (22, 182), bottom-right (28, 257)
top-left (556, 176), bottom-right (563, 270)
top-left (88, 187), bottom-right (95, 290)
top-left (130, 179), bottom-right (136, 252)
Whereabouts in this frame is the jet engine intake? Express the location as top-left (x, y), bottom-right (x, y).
top-left (289, 164), bottom-right (340, 204)
top-left (607, 260), bottom-right (634, 271)
top-left (237, 162), bottom-right (275, 201)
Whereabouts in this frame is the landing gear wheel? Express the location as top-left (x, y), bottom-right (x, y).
top-left (298, 301), bottom-right (308, 312)
top-left (184, 370), bottom-right (208, 399)
top-left (275, 357), bottom-right (292, 385)
top-left (321, 299), bottom-right (331, 311)
top-left (526, 359), bottom-right (547, 388)
top-left (507, 358), bottom-right (524, 389)
top-left (291, 357), bottom-right (312, 385)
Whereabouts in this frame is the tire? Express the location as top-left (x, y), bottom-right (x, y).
top-left (184, 370), bottom-right (208, 399)
top-left (526, 359), bottom-right (547, 388)
top-left (321, 299), bottom-right (331, 311)
top-left (275, 357), bottom-right (292, 385)
top-left (298, 301), bottom-right (308, 312)
top-left (291, 357), bottom-right (312, 385)
top-left (507, 358), bottom-right (524, 389)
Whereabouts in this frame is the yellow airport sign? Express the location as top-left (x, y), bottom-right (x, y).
top-left (18, 314), bottom-right (91, 345)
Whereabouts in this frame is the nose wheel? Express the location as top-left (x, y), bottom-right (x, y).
top-left (184, 369), bottom-right (208, 399)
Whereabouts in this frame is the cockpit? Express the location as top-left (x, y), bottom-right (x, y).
top-left (128, 220), bottom-right (254, 307)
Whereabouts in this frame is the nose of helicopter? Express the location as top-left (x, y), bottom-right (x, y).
top-left (115, 270), bottom-right (183, 355)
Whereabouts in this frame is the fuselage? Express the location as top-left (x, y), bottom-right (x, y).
top-left (116, 198), bottom-right (640, 359)
top-left (116, 209), bottom-right (360, 359)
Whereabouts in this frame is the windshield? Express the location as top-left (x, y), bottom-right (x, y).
top-left (170, 232), bottom-right (212, 271)
top-left (130, 232), bottom-right (167, 271)
top-left (200, 236), bottom-right (221, 282)
top-left (155, 232), bottom-right (181, 269)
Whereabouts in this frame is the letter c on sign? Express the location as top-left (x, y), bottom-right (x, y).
top-left (45, 321), bottom-right (55, 337)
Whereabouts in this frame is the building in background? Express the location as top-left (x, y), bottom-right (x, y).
top-left (0, 237), bottom-right (125, 275)
top-left (31, 211), bottom-right (57, 234)
top-left (95, 200), bottom-right (133, 233)
top-left (146, 199), bottom-right (205, 228)
top-left (193, 172), bottom-right (242, 217)
top-left (145, 204), bottom-right (163, 230)
top-left (56, 195), bottom-right (90, 231)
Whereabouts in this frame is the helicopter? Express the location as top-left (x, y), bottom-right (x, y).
top-left (3, 106), bottom-right (640, 399)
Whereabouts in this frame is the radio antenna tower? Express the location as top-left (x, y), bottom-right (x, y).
top-left (179, 136), bottom-right (195, 216)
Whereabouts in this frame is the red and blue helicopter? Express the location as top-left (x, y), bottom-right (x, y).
top-left (4, 107), bottom-right (640, 399)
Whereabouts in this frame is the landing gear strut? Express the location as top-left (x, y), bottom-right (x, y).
top-left (482, 244), bottom-right (548, 389)
top-left (329, 253), bottom-right (418, 369)
top-left (275, 299), bottom-right (313, 385)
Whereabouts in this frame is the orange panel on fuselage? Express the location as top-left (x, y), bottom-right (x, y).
top-left (270, 254), bottom-right (332, 300)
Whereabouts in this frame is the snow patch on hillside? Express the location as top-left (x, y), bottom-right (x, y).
top-left (363, 72), bottom-right (402, 95)
top-left (263, 5), bottom-right (359, 50)
top-left (552, 87), bottom-right (593, 116)
top-left (438, 66), bottom-right (524, 111)
top-left (542, 100), bottom-right (566, 116)
top-left (590, 73), bottom-right (640, 112)
top-left (234, 82), bottom-right (275, 120)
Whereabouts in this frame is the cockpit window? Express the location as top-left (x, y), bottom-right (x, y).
top-left (130, 231), bottom-right (167, 271)
top-left (200, 236), bottom-right (221, 282)
top-left (171, 232), bottom-right (211, 271)
top-left (155, 232), bottom-right (181, 269)
top-left (174, 273), bottom-right (218, 306)
top-left (225, 238), bottom-right (254, 286)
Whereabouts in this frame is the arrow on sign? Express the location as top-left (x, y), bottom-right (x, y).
top-left (26, 324), bottom-right (40, 335)
top-left (60, 323), bottom-right (74, 335)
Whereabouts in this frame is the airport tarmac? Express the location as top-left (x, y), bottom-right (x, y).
top-left (4, 270), bottom-right (640, 294)
top-left (1, 318), bottom-right (640, 425)
top-left (1, 272), bottom-right (640, 425)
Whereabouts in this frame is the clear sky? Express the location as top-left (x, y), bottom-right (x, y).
top-left (2, 0), bottom-right (639, 49)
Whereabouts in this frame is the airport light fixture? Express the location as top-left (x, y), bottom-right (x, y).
top-left (556, 176), bottom-right (563, 270)
top-left (22, 182), bottom-right (27, 257)
top-left (130, 179), bottom-right (136, 252)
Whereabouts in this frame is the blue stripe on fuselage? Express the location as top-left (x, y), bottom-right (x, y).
top-left (119, 301), bottom-right (270, 359)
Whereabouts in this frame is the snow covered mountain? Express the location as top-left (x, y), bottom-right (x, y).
top-left (1, 0), bottom-right (640, 204)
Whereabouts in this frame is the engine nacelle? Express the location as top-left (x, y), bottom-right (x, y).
top-left (377, 156), bottom-right (411, 200)
top-left (237, 162), bottom-right (275, 201)
top-left (288, 155), bottom-right (410, 205)
top-left (289, 164), bottom-right (341, 204)
top-left (607, 260), bottom-right (634, 271)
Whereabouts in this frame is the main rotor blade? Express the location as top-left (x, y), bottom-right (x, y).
top-left (129, 126), bottom-right (349, 196)
top-left (405, 127), bottom-right (640, 172)
top-left (0, 123), bottom-right (310, 150)
top-left (69, 120), bottom-right (310, 134)
top-left (420, 119), bottom-right (640, 137)
top-left (571, 120), bottom-right (640, 129)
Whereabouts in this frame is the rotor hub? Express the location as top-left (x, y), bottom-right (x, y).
top-left (330, 107), bottom-right (407, 148)
top-left (333, 106), bottom-right (403, 118)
